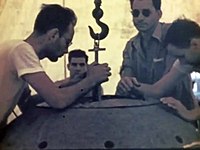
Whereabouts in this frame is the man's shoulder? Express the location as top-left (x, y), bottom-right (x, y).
top-left (159, 22), bottom-right (171, 28)
top-left (159, 22), bottom-right (172, 35)
top-left (0, 40), bottom-right (24, 52)
top-left (125, 35), bottom-right (138, 48)
top-left (9, 40), bottom-right (36, 58)
top-left (128, 34), bottom-right (139, 42)
top-left (12, 40), bottom-right (32, 51)
top-left (3, 40), bottom-right (32, 56)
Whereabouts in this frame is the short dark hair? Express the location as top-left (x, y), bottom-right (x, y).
top-left (34, 4), bottom-right (77, 36)
top-left (164, 18), bottom-right (200, 48)
top-left (68, 49), bottom-right (88, 63)
top-left (130, 0), bottom-right (161, 10)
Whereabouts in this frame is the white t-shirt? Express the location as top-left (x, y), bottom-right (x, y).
top-left (0, 40), bottom-right (44, 123)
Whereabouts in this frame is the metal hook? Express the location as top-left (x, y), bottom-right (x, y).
top-left (88, 0), bottom-right (109, 40)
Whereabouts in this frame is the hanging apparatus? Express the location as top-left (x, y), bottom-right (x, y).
top-left (88, 0), bottom-right (109, 101)
top-left (88, 0), bottom-right (109, 41)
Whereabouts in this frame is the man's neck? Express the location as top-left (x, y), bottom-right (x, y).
top-left (24, 32), bottom-right (45, 60)
top-left (140, 23), bottom-right (158, 41)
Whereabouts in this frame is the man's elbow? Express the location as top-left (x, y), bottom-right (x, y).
top-left (46, 95), bottom-right (74, 109)
top-left (50, 101), bottom-right (67, 109)
top-left (155, 89), bottom-right (165, 98)
top-left (148, 88), bottom-right (165, 98)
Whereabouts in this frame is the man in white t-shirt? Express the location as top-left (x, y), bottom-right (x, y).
top-left (0, 4), bottom-right (111, 132)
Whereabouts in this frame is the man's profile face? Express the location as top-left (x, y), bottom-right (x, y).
top-left (131, 0), bottom-right (161, 32)
top-left (46, 23), bottom-right (74, 62)
top-left (190, 38), bottom-right (200, 50)
top-left (166, 44), bottom-right (187, 58)
top-left (185, 38), bottom-right (200, 65)
top-left (68, 57), bottom-right (88, 79)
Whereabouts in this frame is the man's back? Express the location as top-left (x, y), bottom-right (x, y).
top-left (0, 40), bottom-right (42, 123)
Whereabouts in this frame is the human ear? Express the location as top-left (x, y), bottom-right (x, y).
top-left (47, 28), bottom-right (60, 41)
top-left (157, 10), bottom-right (162, 19)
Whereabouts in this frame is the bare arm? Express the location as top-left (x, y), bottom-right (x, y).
top-left (136, 62), bottom-right (193, 98)
top-left (161, 97), bottom-right (200, 121)
top-left (55, 77), bottom-right (81, 88)
top-left (22, 63), bottom-right (111, 109)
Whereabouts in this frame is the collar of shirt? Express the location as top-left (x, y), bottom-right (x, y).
top-left (132, 23), bottom-right (163, 48)
top-left (130, 23), bottom-right (168, 61)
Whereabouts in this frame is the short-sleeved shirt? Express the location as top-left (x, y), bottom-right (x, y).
top-left (0, 40), bottom-right (44, 124)
top-left (119, 23), bottom-right (174, 83)
top-left (116, 23), bottom-right (195, 110)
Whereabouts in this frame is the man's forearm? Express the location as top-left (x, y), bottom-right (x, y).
top-left (136, 65), bottom-right (188, 98)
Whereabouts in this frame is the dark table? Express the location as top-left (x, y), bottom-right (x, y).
top-left (0, 97), bottom-right (199, 149)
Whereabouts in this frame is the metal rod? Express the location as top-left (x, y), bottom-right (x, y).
top-left (62, 0), bottom-right (67, 79)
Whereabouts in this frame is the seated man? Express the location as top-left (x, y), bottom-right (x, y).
top-left (128, 18), bottom-right (200, 120)
top-left (58, 49), bottom-right (103, 98)
top-left (67, 49), bottom-right (88, 86)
